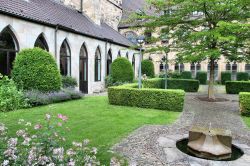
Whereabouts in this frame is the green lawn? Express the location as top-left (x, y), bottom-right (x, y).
top-left (243, 117), bottom-right (250, 128)
top-left (0, 96), bottom-right (180, 164)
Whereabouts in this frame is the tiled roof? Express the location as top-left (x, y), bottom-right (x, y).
top-left (0, 0), bottom-right (134, 47)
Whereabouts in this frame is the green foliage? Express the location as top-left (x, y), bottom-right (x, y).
top-left (170, 72), bottom-right (182, 79)
top-left (196, 72), bottom-right (207, 85)
top-left (131, 0), bottom-right (250, 97)
top-left (141, 60), bottom-right (155, 78)
top-left (105, 76), bottom-right (127, 88)
top-left (240, 92), bottom-right (250, 117)
top-left (0, 76), bottom-right (27, 112)
top-left (12, 48), bottom-right (62, 92)
top-left (108, 84), bottom-right (185, 112)
top-left (237, 72), bottom-right (249, 81)
top-left (62, 76), bottom-right (77, 88)
top-left (221, 72), bottom-right (232, 85)
top-left (226, 81), bottom-right (250, 94)
top-left (143, 78), bottom-right (199, 92)
top-left (111, 57), bottom-right (134, 83)
top-left (181, 71), bottom-right (192, 79)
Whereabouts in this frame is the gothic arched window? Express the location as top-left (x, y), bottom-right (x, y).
top-left (95, 47), bottom-right (101, 81)
top-left (60, 39), bottom-right (71, 76)
top-left (0, 26), bottom-right (19, 76)
top-left (34, 33), bottom-right (49, 51)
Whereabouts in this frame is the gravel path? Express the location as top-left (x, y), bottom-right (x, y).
top-left (112, 92), bottom-right (250, 166)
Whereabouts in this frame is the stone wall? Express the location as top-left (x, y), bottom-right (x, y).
top-left (0, 14), bottom-right (139, 94)
top-left (58, 0), bottom-right (122, 29)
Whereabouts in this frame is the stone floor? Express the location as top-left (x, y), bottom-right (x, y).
top-left (112, 92), bottom-right (250, 166)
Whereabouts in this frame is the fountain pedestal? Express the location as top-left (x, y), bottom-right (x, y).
top-left (187, 126), bottom-right (232, 160)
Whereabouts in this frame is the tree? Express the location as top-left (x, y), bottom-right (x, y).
top-left (129, 0), bottom-right (250, 99)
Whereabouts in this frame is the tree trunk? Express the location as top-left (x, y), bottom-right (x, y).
top-left (208, 59), bottom-right (215, 100)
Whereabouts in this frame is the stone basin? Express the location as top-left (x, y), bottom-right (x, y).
top-left (187, 126), bottom-right (232, 160)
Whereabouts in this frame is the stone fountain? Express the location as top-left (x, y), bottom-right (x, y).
top-left (187, 125), bottom-right (232, 160)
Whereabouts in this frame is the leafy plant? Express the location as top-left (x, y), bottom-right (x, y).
top-left (0, 114), bottom-right (102, 165)
top-left (221, 72), bottom-right (232, 85)
top-left (240, 92), bottom-right (250, 117)
top-left (0, 75), bottom-right (27, 112)
top-left (110, 57), bottom-right (134, 83)
top-left (237, 72), bottom-right (249, 81)
top-left (12, 48), bottom-right (62, 92)
top-left (141, 60), bottom-right (155, 78)
top-left (180, 71), bottom-right (192, 79)
top-left (226, 81), bottom-right (250, 94)
top-left (196, 72), bottom-right (207, 85)
top-left (62, 76), bottom-right (77, 88)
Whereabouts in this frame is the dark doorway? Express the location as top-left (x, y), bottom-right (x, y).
top-left (79, 44), bottom-right (88, 93)
top-left (107, 49), bottom-right (112, 76)
top-left (0, 26), bottom-right (19, 76)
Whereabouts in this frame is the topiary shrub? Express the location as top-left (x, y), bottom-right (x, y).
top-left (143, 78), bottom-right (199, 92)
top-left (0, 75), bottom-right (27, 112)
top-left (62, 76), bottom-right (77, 88)
top-left (108, 84), bottom-right (185, 111)
top-left (111, 57), bottom-right (134, 83)
top-left (181, 71), bottom-right (192, 79)
top-left (12, 48), bottom-right (62, 92)
top-left (170, 72), bottom-right (182, 79)
top-left (221, 72), bottom-right (232, 85)
top-left (141, 59), bottom-right (155, 78)
top-left (196, 71), bottom-right (207, 84)
top-left (239, 92), bottom-right (250, 117)
top-left (226, 81), bottom-right (250, 94)
top-left (237, 72), bottom-right (249, 81)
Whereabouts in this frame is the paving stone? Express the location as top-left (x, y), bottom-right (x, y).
top-left (112, 93), bottom-right (250, 166)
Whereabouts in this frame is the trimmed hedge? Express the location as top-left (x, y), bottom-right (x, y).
top-left (143, 78), bottom-right (199, 92)
top-left (12, 48), bottom-right (62, 92)
top-left (239, 92), bottom-right (250, 116)
top-left (141, 59), bottom-right (155, 78)
top-left (111, 57), bottom-right (134, 83)
top-left (237, 72), bottom-right (249, 81)
top-left (221, 72), bottom-right (231, 85)
top-left (108, 84), bottom-right (185, 111)
top-left (226, 81), bottom-right (250, 94)
top-left (181, 71), bottom-right (192, 79)
top-left (196, 71), bottom-right (207, 84)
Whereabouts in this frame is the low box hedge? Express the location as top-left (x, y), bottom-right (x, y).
top-left (221, 72), bottom-right (231, 85)
top-left (237, 72), bottom-right (249, 81)
top-left (239, 92), bottom-right (250, 116)
top-left (143, 78), bottom-right (199, 92)
top-left (181, 71), bottom-right (192, 79)
top-left (108, 84), bottom-right (185, 112)
top-left (226, 81), bottom-right (250, 94)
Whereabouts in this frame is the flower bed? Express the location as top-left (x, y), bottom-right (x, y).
top-left (108, 84), bottom-right (185, 112)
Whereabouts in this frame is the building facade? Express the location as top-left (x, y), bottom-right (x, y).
top-left (118, 0), bottom-right (250, 81)
top-left (0, 0), bottom-right (139, 94)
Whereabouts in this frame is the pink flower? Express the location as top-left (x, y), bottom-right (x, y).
top-left (57, 114), bottom-right (68, 121)
top-left (57, 122), bottom-right (62, 127)
top-left (34, 124), bottom-right (42, 130)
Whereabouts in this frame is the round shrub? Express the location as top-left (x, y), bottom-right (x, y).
top-left (141, 59), bottom-right (155, 78)
top-left (196, 71), bottom-right (207, 84)
top-left (237, 72), bottom-right (249, 81)
top-left (181, 71), bottom-right (192, 79)
top-left (111, 57), bottom-right (134, 83)
top-left (221, 72), bottom-right (231, 85)
top-left (12, 48), bottom-right (62, 92)
top-left (62, 76), bottom-right (77, 88)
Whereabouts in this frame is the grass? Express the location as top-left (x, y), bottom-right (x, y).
top-left (0, 96), bottom-right (180, 164)
top-left (243, 117), bottom-right (250, 128)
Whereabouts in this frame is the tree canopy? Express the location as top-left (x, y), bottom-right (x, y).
top-left (129, 0), bottom-right (250, 99)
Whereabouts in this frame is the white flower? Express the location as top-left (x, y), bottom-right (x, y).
top-left (2, 160), bottom-right (9, 166)
top-left (53, 147), bottom-right (64, 161)
top-left (47, 163), bottom-right (55, 166)
top-left (25, 122), bottom-right (32, 126)
top-left (83, 139), bottom-right (90, 145)
top-left (7, 138), bottom-right (18, 147)
top-left (67, 159), bottom-right (75, 166)
top-left (28, 147), bottom-right (37, 164)
top-left (66, 149), bottom-right (76, 156)
top-left (16, 130), bottom-right (26, 137)
top-left (18, 119), bottom-right (25, 124)
top-left (72, 141), bottom-right (82, 147)
top-left (92, 147), bottom-right (98, 155)
top-left (45, 114), bottom-right (51, 121)
top-left (22, 137), bottom-right (31, 146)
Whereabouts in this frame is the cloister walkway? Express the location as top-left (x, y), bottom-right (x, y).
top-left (112, 88), bottom-right (250, 166)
